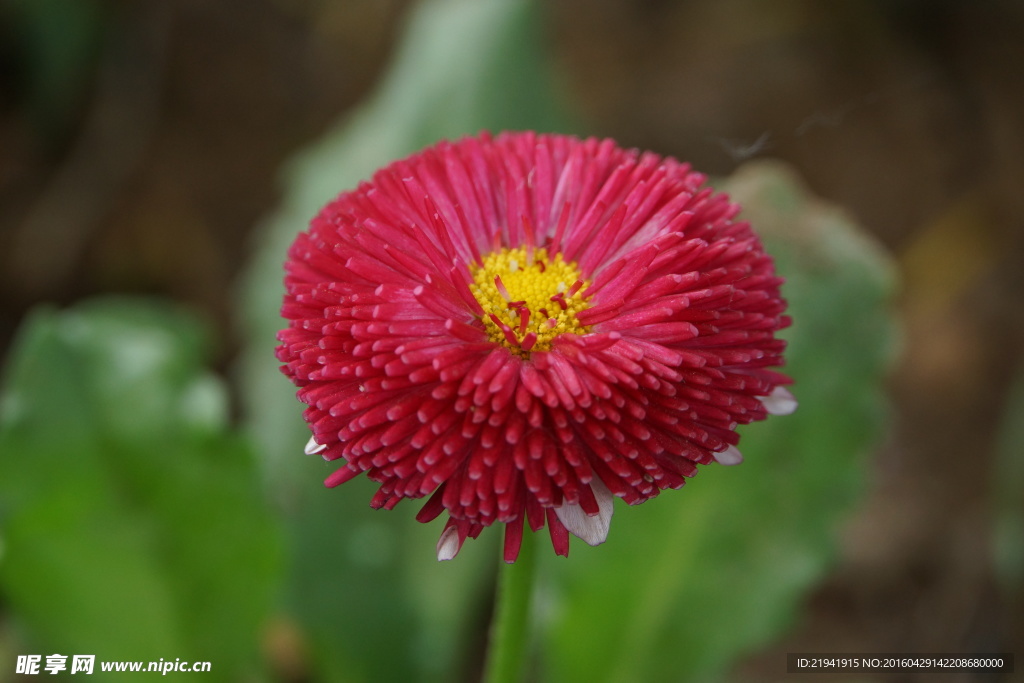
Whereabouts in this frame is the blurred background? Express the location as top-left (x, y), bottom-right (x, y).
top-left (1, 0), bottom-right (1022, 681)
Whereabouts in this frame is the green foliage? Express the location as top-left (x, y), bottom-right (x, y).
top-left (0, 299), bottom-right (280, 680)
top-left (538, 162), bottom-right (898, 682)
top-left (992, 362), bottom-right (1024, 598)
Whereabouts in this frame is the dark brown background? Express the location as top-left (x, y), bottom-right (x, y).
top-left (2, 1), bottom-right (1022, 680)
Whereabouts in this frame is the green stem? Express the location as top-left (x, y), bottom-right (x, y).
top-left (482, 531), bottom-right (536, 683)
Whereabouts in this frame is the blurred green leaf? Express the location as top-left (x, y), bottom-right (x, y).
top-left (0, 299), bottom-right (280, 680)
top-left (237, 0), bottom-right (568, 680)
top-left (538, 161), bottom-right (899, 683)
top-left (992, 362), bottom-right (1024, 598)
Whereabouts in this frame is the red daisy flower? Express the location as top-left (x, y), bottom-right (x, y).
top-left (276, 131), bottom-right (795, 562)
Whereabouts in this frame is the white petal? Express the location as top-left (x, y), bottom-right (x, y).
top-left (760, 386), bottom-right (798, 416)
top-left (304, 435), bottom-right (327, 456)
top-left (554, 478), bottom-right (614, 546)
top-left (436, 526), bottom-right (462, 561)
top-left (714, 444), bottom-right (744, 466)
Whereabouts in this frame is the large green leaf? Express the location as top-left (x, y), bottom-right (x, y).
top-left (538, 161), bottom-right (899, 683)
top-left (0, 299), bottom-right (280, 680)
top-left (236, 0), bottom-right (568, 681)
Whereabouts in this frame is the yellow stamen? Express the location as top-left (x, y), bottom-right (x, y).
top-left (470, 247), bottom-right (591, 356)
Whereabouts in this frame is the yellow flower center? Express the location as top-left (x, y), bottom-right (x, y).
top-left (469, 247), bottom-right (591, 356)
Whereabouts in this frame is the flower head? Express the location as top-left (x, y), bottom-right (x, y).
top-left (277, 131), bottom-right (795, 562)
